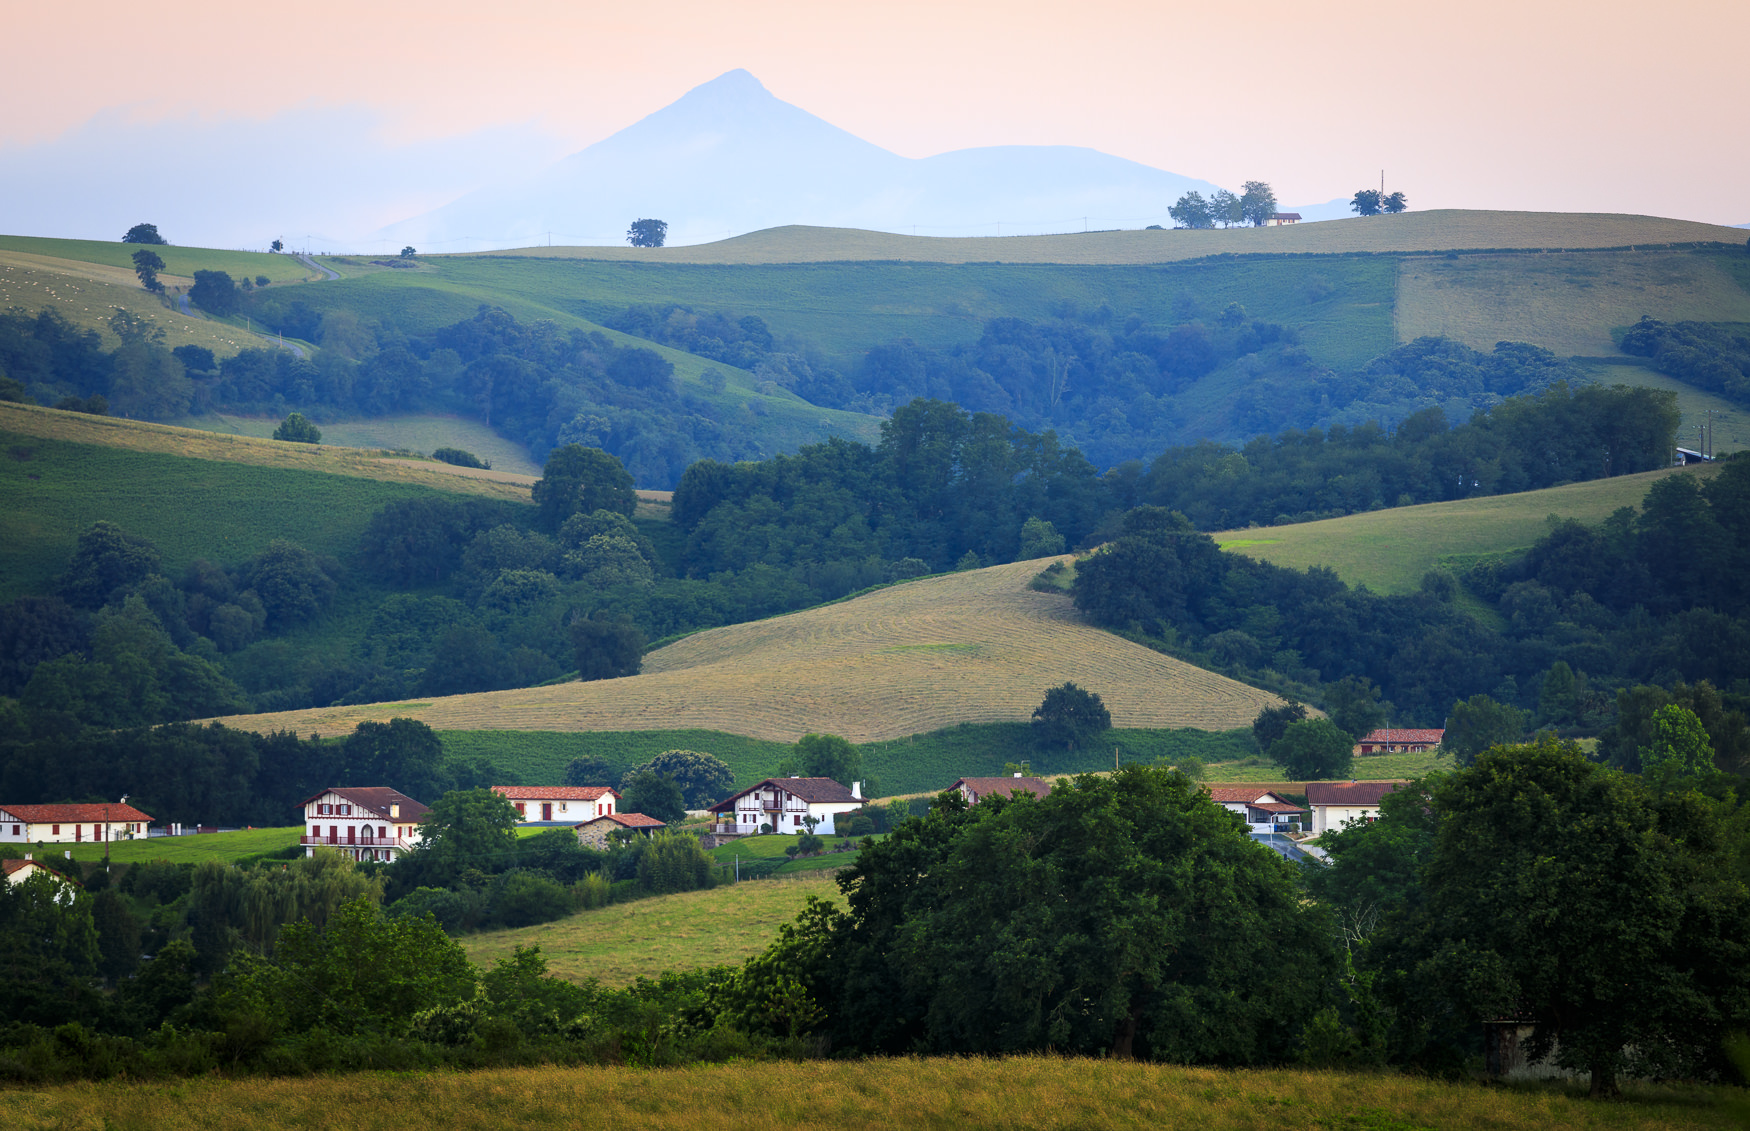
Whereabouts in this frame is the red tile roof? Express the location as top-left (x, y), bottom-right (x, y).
top-left (492, 786), bottom-right (619, 801)
top-left (1306, 781), bottom-right (1404, 807)
top-left (297, 787), bottom-right (429, 822)
top-left (1358, 729), bottom-right (1444, 745)
top-left (0, 803), bottom-right (154, 824)
top-left (953, 777), bottom-right (1051, 802)
top-left (708, 778), bottom-right (860, 812)
top-left (578, 812), bottom-right (667, 829)
top-left (1206, 788), bottom-right (1289, 806)
top-left (3, 858), bottom-right (74, 883)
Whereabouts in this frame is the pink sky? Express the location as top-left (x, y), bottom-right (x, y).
top-left (6, 0), bottom-right (1748, 224)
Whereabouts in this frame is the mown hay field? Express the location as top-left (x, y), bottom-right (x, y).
top-left (0, 235), bottom-right (321, 282)
top-left (211, 559), bottom-right (1287, 745)
top-left (461, 872), bottom-right (844, 986)
top-left (1396, 249), bottom-right (1750, 357)
top-left (0, 405), bottom-right (531, 600)
top-left (7, 1055), bottom-right (1737, 1131)
top-left (1215, 464), bottom-right (1724, 595)
top-left (465, 209), bottom-right (1750, 265)
top-left (170, 412), bottom-right (546, 475)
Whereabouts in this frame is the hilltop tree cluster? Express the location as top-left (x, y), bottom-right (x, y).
top-left (1168, 181), bottom-right (1278, 229)
top-left (1350, 189), bottom-right (1408, 216)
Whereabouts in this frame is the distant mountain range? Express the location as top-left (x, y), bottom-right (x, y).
top-left (379, 70), bottom-right (1346, 251)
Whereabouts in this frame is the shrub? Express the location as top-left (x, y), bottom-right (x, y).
top-left (432, 447), bottom-right (490, 469)
top-left (489, 872), bottom-right (574, 929)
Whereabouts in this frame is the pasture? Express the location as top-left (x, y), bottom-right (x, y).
top-left (0, 250), bottom-right (276, 358)
top-left (51, 827), bottom-right (302, 866)
top-left (459, 871), bottom-right (843, 986)
top-left (0, 235), bottom-right (321, 283)
top-left (6, 1055), bottom-right (1737, 1130)
top-left (1396, 249), bottom-right (1750, 357)
top-left (1214, 463), bottom-right (1724, 595)
top-left (210, 558), bottom-right (1288, 747)
top-left (0, 404), bottom-right (530, 600)
top-left (172, 412), bottom-right (546, 475)
top-left (440, 723), bottom-right (1256, 800)
top-left (461, 208), bottom-right (1750, 265)
top-left (1575, 362), bottom-right (1746, 454)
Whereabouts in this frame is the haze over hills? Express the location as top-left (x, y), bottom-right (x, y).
top-left (380, 70), bottom-right (1341, 251)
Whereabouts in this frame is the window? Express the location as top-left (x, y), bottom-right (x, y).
top-left (793, 814), bottom-right (802, 827)
top-left (52, 825), bottom-right (60, 835)
top-left (515, 803), bottom-right (527, 816)
top-left (339, 804), bottom-right (351, 816)
top-left (319, 803), bottom-right (331, 815)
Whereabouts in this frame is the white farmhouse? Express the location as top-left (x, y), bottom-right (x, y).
top-left (1206, 788), bottom-right (1307, 833)
top-left (299, 787), bottom-right (430, 862)
top-left (0, 802), bottom-right (153, 845)
top-left (707, 777), bottom-right (863, 836)
top-left (1306, 781), bottom-right (1403, 835)
top-left (491, 785), bottom-right (618, 824)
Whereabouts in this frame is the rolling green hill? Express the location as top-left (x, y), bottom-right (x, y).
top-left (1214, 462), bottom-right (1727, 594)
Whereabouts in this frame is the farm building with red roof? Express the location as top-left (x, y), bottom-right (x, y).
top-left (574, 811), bottom-right (668, 850)
top-left (492, 785), bottom-right (618, 824)
top-left (0, 802), bottom-right (153, 845)
top-left (1354, 729), bottom-right (1444, 755)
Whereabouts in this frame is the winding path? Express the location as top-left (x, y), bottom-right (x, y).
top-left (296, 253), bottom-right (339, 281)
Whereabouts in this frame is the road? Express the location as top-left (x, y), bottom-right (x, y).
top-left (296, 253), bottom-right (340, 281)
top-left (176, 283), bottom-right (311, 359)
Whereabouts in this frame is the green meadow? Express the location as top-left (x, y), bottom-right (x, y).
top-left (171, 411), bottom-right (547, 475)
top-left (0, 235), bottom-right (319, 284)
top-left (52, 826), bottom-right (303, 865)
top-left (1215, 463), bottom-right (1724, 595)
top-left (438, 723), bottom-right (1258, 799)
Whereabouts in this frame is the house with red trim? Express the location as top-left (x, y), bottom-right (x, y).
top-left (0, 802), bottom-right (153, 845)
top-left (952, 776), bottom-right (1052, 804)
top-left (300, 787), bottom-right (429, 862)
top-left (1267, 212), bottom-right (1302, 226)
top-left (1206, 788), bottom-right (1308, 832)
top-left (574, 811), bottom-right (668, 849)
top-left (706, 777), bottom-right (863, 836)
top-left (1354, 728), bottom-right (1443, 755)
top-left (1306, 781), bottom-right (1404, 835)
top-left (492, 785), bottom-right (618, 824)
top-left (3, 857), bottom-right (79, 902)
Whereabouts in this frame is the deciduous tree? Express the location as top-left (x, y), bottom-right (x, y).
top-left (272, 412), bottom-right (321, 443)
top-left (131, 249), bottom-right (166, 293)
top-left (1268, 718), bottom-right (1354, 780)
top-left (1031, 681), bottom-right (1112, 751)
top-left (532, 444), bottom-right (637, 531)
top-left (626, 219), bottom-right (668, 248)
top-left (122, 223), bottom-right (166, 245)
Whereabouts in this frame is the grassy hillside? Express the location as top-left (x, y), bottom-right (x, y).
top-left (1574, 362), bottom-right (1746, 454)
top-left (211, 558), bottom-right (1287, 745)
top-left (1214, 463), bottom-right (1725, 594)
top-left (466, 209), bottom-right (1750, 265)
top-left (1396, 249), bottom-right (1750, 357)
top-left (0, 235), bottom-right (320, 283)
top-left (54, 827), bottom-right (302, 865)
top-left (439, 722), bottom-right (1255, 799)
top-left (170, 411), bottom-right (546, 475)
top-left (0, 404), bottom-right (534, 601)
top-left (460, 872), bottom-right (844, 986)
top-left (8, 1054), bottom-right (1736, 1129)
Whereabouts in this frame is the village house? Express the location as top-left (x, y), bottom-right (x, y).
top-left (299, 787), bottom-right (429, 862)
top-left (574, 811), bottom-right (668, 849)
top-left (706, 777), bottom-right (863, 836)
top-left (0, 802), bottom-right (154, 845)
top-left (951, 775), bottom-right (1052, 804)
top-left (1206, 788), bottom-right (1308, 833)
top-left (3, 857), bottom-right (79, 902)
top-left (1306, 781), bottom-right (1404, 835)
top-left (1267, 212), bottom-right (1302, 226)
top-left (492, 785), bottom-right (618, 824)
top-left (1354, 728), bottom-right (1444, 755)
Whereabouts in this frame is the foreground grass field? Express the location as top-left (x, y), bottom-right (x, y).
top-left (7, 1056), bottom-right (1737, 1130)
top-left (460, 872), bottom-right (843, 986)
top-left (212, 559), bottom-right (1287, 746)
top-left (1214, 463), bottom-right (1724, 594)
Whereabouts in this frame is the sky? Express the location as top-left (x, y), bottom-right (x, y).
top-left (3, 0), bottom-right (1746, 246)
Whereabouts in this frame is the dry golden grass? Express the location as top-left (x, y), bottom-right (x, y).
top-left (1215, 464), bottom-right (1723, 594)
top-left (0, 250), bottom-right (270, 358)
top-left (210, 558), bottom-right (1285, 742)
top-left (0, 401), bottom-right (533, 504)
top-left (7, 1056), bottom-right (1736, 1130)
top-left (461, 873), bottom-right (843, 986)
top-left (1396, 250), bottom-right (1750, 356)
top-left (462, 210), bottom-right (1750, 266)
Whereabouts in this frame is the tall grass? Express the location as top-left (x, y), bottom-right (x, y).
top-left (6, 1054), bottom-right (1737, 1130)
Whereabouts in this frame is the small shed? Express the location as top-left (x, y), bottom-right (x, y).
top-left (574, 811), bottom-right (667, 850)
top-left (951, 775), bottom-right (1052, 805)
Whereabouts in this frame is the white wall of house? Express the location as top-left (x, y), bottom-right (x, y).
top-left (505, 794), bottom-right (615, 823)
top-left (0, 813), bottom-right (148, 844)
top-left (727, 786), bottom-right (860, 835)
top-left (1312, 804), bottom-right (1382, 836)
top-left (302, 792), bottom-right (423, 862)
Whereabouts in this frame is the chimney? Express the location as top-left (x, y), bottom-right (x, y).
top-left (1013, 772), bottom-right (1022, 778)
top-left (852, 781), bottom-right (862, 799)
top-left (23, 853), bottom-right (30, 860)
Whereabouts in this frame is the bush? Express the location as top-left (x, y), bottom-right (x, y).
top-left (272, 412), bottom-right (321, 444)
top-left (576, 872), bottom-right (613, 909)
top-left (636, 832), bottom-right (713, 894)
top-left (432, 447), bottom-right (490, 469)
top-left (489, 872), bottom-right (574, 928)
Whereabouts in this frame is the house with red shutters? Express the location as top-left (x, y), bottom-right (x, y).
top-left (706, 777), bottom-right (863, 836)
top-left (574, 811), bottom-right (668, 849)
top-left (1206, 788), bottom-right (1308, 833)
top-left (0, 802), bottom-right (153, 845)
top-left (300, 787), bottom-right (429, 862)
top-left (1353, 728), bottom-right (1444, 755)
top-left (492, 785), bottom-right (618, 825)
